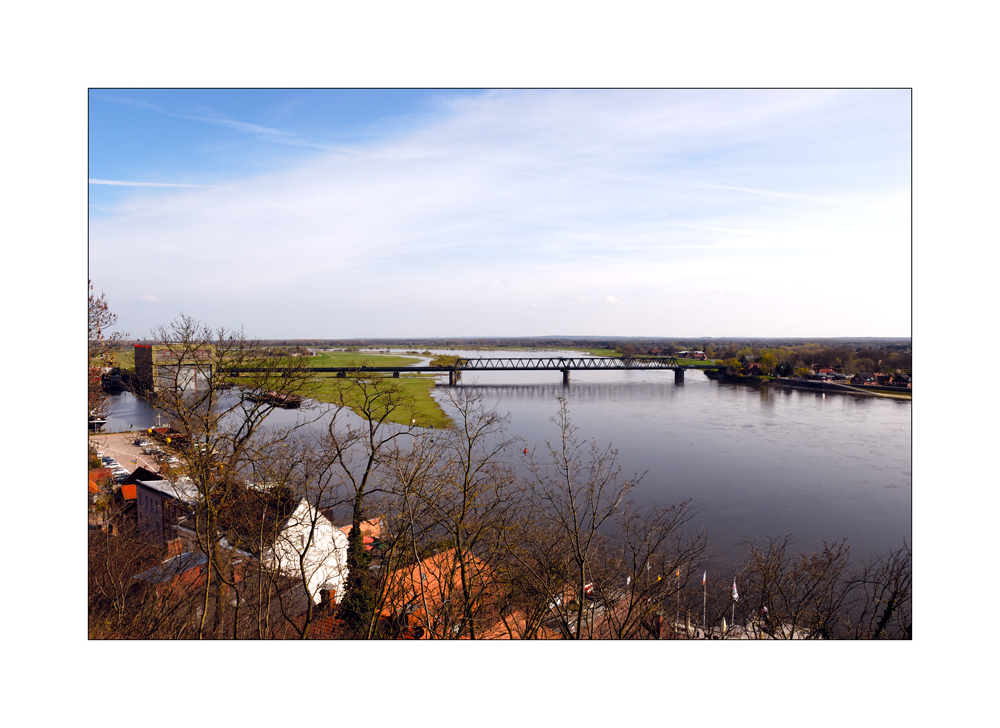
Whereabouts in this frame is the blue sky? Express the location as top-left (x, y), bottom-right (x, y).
top-left (89, 89), bottom-right (911, 339)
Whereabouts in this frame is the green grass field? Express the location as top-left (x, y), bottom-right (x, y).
top-left (104, 348), bottom-right (451, 427)
top-left (675, 359), bottom-right (717, 368)
top-left (93, 349), bottom-right (135, 370)
top-left (304, 351), bottom-right (422, 368)
top-left (561, 347), bottom-right (619, 357)
top-left (304, 372), bottom-right (451, 428)
top-left (246, 351), bottom-right (450, 427)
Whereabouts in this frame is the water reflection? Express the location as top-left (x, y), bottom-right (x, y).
top-left (104, 352), bottom-right (910, 570)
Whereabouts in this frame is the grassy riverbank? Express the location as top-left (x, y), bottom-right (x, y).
top-left (305, 373), bottom-right (452, 428)
top-left (304, 350), bottom-right (422, 368)
top-left (97, 350), bottom-right (135, 370)
top-left (106, 348), bottom-right (453, 428)
top-left (300, 351), bottom-right (451, 427)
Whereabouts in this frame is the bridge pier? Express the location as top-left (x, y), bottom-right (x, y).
top-left (562, 369), bottom-right (570, 386)
top-left (674, 369), bottom-right (684, 384)
top-left (336, 372), bottom-right (346, 378)
top-left (392, 371), bottom-right (399, 378)
top-left (448, 370), bottom-right (462, 386)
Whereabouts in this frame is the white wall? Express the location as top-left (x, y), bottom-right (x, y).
top-left (265, 499), bottom-right (350, 604)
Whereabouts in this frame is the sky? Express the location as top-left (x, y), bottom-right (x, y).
top-left (89, 89), bottom-right (911, 340)
top-left (15, 6), bottom-right (992, 717)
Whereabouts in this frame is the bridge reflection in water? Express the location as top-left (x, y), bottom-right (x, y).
top-left (443, 381), bottom-right (687, 405)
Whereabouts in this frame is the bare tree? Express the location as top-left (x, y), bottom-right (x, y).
top-left (520, 398), bottom-right (646, 639)
top-left (88, 499), bottom-right (204, 639)
top-left (313, 372), bottom-right (418, 635)
top-left (383, 390), bottom-right (522, 639)
top-left (145, 314), bottom-right (314, 638)
top-left (699, 536), bottom-right (912, 640)
top-left (504, 398), bottom-right (709, 639)
top-left (589, 502), bottom-right (706, 639)
top-left (711, 535), bottom-right (854, 639)
top-left (88, 281), bottom-right (126, 415)
top-left (844, 542), bottom-right (911, 639)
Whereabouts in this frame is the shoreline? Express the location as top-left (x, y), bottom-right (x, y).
top-left (703, 370), bottom-right (910, 399)
top-left (766, 378), bottom-right (911, 399)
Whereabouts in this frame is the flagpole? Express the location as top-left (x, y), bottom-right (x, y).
top-left (702, 571), bottom-right (707, 638)
top-left (675, 568), bottom-right (680, 625)
top-left (731, 577), bottom-right (738, 635)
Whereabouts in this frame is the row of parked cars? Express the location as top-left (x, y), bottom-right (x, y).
top-left (97, 452), bottom-right (132, 484)
top-left (137, 440), bottom-right (179, 464)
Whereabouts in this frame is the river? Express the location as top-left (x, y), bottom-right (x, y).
top-left (102, 348), bottom-right (911, 570)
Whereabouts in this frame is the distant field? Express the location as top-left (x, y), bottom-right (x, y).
top-left (301, 351), bottom-right (450, 425)
top-left (304, 351), bottom-right (421, 368)
top-left (238, 351), bottom-right (449, 426)
top-left (675, 359), bottom-right (717, 368)
top-left (305, 373), bottom-right (451, 428)
top-left (103, 348), bottom-right (451, 427)
top-left (93, 349), bottom-right (135, 370)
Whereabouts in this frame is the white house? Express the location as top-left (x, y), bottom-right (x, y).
top-left (263, 499), bottom-right (350, 605)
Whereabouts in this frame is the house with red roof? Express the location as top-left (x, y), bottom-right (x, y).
top-left (337, 518), bottom-right (381, 551)
top-left (380, 548), bottom-right (501, 639)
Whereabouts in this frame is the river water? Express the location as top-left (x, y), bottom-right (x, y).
top-left (102, 348), bottom-right (911, 569)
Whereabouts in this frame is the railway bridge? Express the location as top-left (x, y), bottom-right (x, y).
top-left (442, 356), bottom-right (687, 385)
top-left (228, 356), bottom-right (689, 386)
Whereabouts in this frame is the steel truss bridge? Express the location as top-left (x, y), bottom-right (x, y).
top-left (447, 357), bottom-right (685, 385)
top-left (227, 357), bottom-right (688, 385)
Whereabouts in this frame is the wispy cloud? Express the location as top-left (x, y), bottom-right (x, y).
top-left (90, 179), bottom-right (211, 188)
top-left (90, 90), bottom-right (910, 338)
top-left (89, 90), bottom-right (352, 153)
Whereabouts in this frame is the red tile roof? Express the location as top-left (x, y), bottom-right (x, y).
top-left (339, 519), bottom-right (381, 550)
top-left (472, 610), bottom-right (562, 640)
top-left (89, 467), bottom-right (113, 483)
top-left (339, 518), bottom-right (381, 538)
top-left (380, 548), bottom-right (501, 638)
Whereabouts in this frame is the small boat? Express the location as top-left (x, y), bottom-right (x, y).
top-left (89, 413), bottom-right (108, 431)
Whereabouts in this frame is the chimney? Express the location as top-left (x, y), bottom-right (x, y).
top-left (320, 588), bottom-right (332, 608)
top-left (166, 537), bottom-right (183, 559)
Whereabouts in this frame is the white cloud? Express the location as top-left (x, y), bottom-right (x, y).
top-left (90, 90), bottom-right (910, 338)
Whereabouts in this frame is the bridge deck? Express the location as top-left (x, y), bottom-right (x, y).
top-left (454, 357), bottom-right (681, 370)
top-left (226, 356), bottom-right (684, 375)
